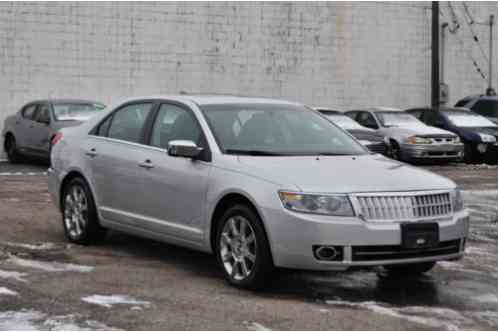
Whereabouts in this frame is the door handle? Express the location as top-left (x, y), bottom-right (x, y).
top-left (138, 159), bottom-right (154, 169)
top-left (85, 148), bottom-right (97, 158)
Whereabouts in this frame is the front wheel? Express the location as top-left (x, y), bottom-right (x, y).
top-left (215, 204), bottom-right (274, 290)
top-left (62, 177), bottom-right (107, 245)
top-left (384, 261), bottom-right (436, 275)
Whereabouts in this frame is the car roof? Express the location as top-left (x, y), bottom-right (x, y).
top-left (117, 94), bottom-right (302, 107)
top-left (348, 107), bottom-right (402, 113)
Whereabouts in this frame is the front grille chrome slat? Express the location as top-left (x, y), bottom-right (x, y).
top-left (354, 191), bottom-right (452, 222)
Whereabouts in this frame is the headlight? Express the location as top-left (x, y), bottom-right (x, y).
top-left (451, 188), bottom-right (464, 212)
top-left (453, 136), bottom-right (461, 143)
top-left (407, 136), bottom-right (432, 144)
top-left (278, 191), bottom-right (354, 216)
top-left (478, 133), bottom-right (496, 143)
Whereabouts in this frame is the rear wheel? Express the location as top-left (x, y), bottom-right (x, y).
top-left (5, 135), bottom-right (22, 163)
top-left (215, 204), bottom-right (274, 290)
top-left (384, 262), bottom-right (436, 275)
top-left (62, 177), bottom-right (106, 244)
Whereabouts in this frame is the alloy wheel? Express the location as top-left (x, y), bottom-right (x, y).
top-left (64, 185), bottom-right (88, 239)
top-left (219, 216), bottom-right (257, 281)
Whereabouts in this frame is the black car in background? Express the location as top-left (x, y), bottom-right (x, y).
top-left (455, 95), bottom-right (498, 125)
top-left (316, 108), bottom-right (390, 156)
top-left (406, 107), bottom-right (498, 163)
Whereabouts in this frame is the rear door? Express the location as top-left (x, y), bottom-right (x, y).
top-left (30, 102), bottom-right (53, 154)
top-left (16, 103), bottom-right (39, 149)
top-left (85, 101), bottom-right (156, 227)
top-left (136, 102), bottom-right (211, 242)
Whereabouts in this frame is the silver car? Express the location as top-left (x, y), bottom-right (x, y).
top-left (2, 99), bottom-right (105, 162)
top-left (48, 96), bottom-right (469, 289)
top-left (345, 107), bottom-right (464, 163)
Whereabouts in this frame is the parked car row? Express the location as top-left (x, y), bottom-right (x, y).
top-left (315, 104), bottom-right (497, 164)
top-left (44, 95), bottom-right (468, 289)
top-left (2, 99), bottom-right (106, 163)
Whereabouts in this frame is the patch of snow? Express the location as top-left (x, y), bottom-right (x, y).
top-left (325, 300), bottom-right (471, 330)
top-left (7, 256), bottom-right (94, 273)
top-left (0, 287), bottom-right (18, 296)
top-left (473, 294), bottom-right (498, 303)
top-left (0, 310), bottom-right (118, 330)
top-left (243, 321), bottom-right (272, 331)
top-left (4, 242), bottom-right (56, 250)
top-left (81, 295), bottom-right (150, 308)
top-left (0, 310), bottom-right (42, 330)
top-left (0, 269), bottom-right (27, 282)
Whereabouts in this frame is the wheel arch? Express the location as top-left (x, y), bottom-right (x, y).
top-left (59, 170), bottom-right (94, 209)
top-left (209, 191), bottom-right (273, 261)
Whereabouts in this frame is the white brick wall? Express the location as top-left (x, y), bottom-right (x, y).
top-left (1, 2), bottom-right (497, 155)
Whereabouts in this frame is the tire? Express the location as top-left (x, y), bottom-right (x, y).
top-left (4, 135), bottom-right (22, 163)
top-left (215, 204), bottom-right (274, 290)
top-left (61, 177), bottom-right (107, 245)
top-left (464, 143), bottom-right (483, 164)
top-left (384, 261), bottom-right (436, 275)
top-left (390, 140), bottom-right (402, 161)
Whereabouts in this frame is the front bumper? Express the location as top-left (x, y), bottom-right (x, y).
top-left (401, 143), bottom-right (464, 160)
top-left (264, 207), bottom-right (469, 271)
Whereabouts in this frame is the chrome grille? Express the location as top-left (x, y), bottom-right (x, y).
top-left (353, 192), bottom-right (452, 222)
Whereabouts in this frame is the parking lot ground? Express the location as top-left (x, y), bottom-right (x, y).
top-left (0, 161), bottom-right (497, 330)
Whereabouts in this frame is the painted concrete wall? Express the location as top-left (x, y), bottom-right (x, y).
top-left (0, 2), bottom-right (496, 155)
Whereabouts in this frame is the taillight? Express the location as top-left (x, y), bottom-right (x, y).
top-left (51, 132), bottom-right (63, 146)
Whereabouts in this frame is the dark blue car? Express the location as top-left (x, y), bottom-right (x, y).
top-left (406, 107), bottom-right (498, 164)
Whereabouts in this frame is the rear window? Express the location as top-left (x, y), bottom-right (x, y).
top-left (53, 103), bottom-right (106, 121)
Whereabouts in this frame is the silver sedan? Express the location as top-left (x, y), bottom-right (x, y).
top-left (48, 95), bottom-right (469, 289)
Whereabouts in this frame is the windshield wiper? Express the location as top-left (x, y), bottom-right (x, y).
top-left (225, 149), bottom-right (287, 156)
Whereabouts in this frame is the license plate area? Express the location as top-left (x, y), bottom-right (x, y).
top-left (401, 222), bottom-right (439, 249)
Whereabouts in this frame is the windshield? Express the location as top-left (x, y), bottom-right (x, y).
top-left (443, 111), bottom-right (497, 127)
top-left (376, 112), bottom-right (423, 127)
top-left (53, 103), bottom-right (106, 121)
top-left (201, 104), bottom-right (368, 156)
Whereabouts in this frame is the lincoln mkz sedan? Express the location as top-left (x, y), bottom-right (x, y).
top-left (48, 96), bottom-right (469, 289)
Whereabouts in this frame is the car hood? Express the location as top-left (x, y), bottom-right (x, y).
top-left (347, 129), bottom-right (384, 142)
top-left (236, 154), bottom-right (455, 193)
top-left (382, 124), bottom-right (455, 138)
top-left (462, 126), bottom-right (498, 137)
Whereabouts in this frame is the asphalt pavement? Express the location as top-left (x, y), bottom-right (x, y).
top-left (0, 161), bottom-right (497, 330)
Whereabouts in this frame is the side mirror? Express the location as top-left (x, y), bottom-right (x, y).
top-left (167, 140), bottom-right (203, 159)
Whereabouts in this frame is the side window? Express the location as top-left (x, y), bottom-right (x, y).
top-left (150, 104), bottom-right (201, 149)
top-left (356, 112), bottom-right (378, 129)
top-left (36, 104), bottom-right (51, 124)
top-left (96, 116), bottom-right (112, 137)
top-left (472, 100), bottom-right (498, 117)
top-left (107, 103), bottom-right (152, 143)
top-left (21, 105), bottom-right (37, 120)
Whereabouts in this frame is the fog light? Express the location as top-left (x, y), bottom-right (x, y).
top-left (312, 245), bottom-right (343, 261)
top-left (477, 144), bottom-right (487, 153)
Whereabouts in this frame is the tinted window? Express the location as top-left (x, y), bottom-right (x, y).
top-left (53, 103), bottom-right (105, 121)
top-left (21, 105), bottom-right (37, 120)
top-left (96, 116), bottom-right (112, 136)
top-left (356, 112), bottom-right (378, 129)
top-left (107, 103), bottom-right (152, 143)
top-left (202, 103), bottom-right (367, 156)
top-left (36, 104), bottom-right (51, 123)
top-left (150, 104), bottom-right (201, 149)
top-left (471, 100), bottom-right (498, 117)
